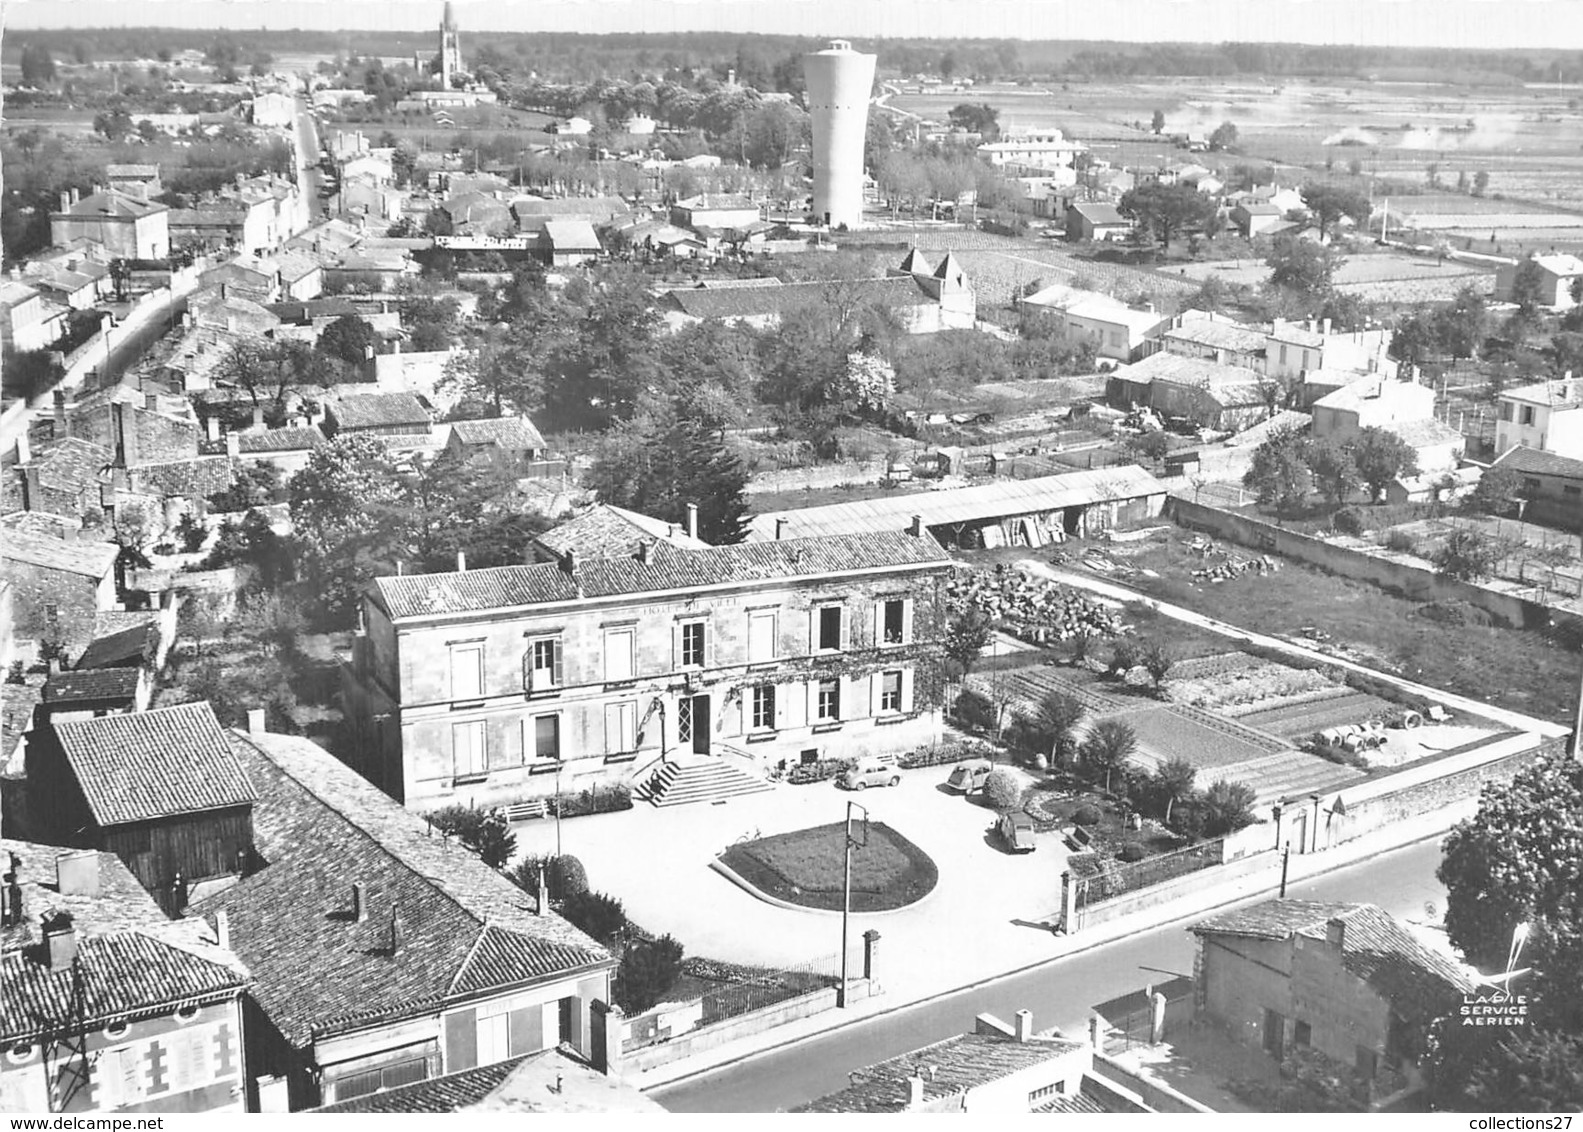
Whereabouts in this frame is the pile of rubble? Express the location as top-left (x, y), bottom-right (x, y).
top-left (1185, 535), bottom-right (1280, 582)
top-left (948, 564), bottom-right (1124, 641)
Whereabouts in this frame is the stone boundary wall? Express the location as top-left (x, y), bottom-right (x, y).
top-left (744, 457), bottom-right (887, 495)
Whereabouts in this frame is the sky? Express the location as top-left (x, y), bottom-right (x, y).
top-left (5, 0), bottom-right (1583, 50)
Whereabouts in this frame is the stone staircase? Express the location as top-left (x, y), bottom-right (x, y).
top-left (638, 756), bottom-right (776, 808)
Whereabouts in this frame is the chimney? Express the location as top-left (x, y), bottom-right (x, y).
top-left (908, 514), bottom-right (924, 537)
top-left (213, 907), bottom-right (231, 950)
top-left (1322, 317), bottom-right (1332, 336)
top-left (205, 414), bottom-right (220, 442)
top-left (561, 548), bottom-right (578, 575)
top-left (220, 282), bottom-right (229, 301)
top-left (686, 502), bottom-right (699, 540)
top-left (55, 850), bottom-right (100, 898)
top-left (70, 187), bottom-right (80, 205)
top-left (225, 433), bottom-right (240, 459)
top-left (42, 912), bottom-right (78, 972)
top-left (53, 389), bottom-right (67, 430)
top-left (636, 540), bottom-right (652, 565)
top-left (1015, 1009), bottom-right (1034, 1043)
top-left (2, 853), bottom-right (22, 930)
top-left (537, 866), bottom-right (549, 914)
top-left (907, 1075), bottom-right (925, 1109)
top-left (246, 707), bottom-right (267, 733)
top-left (15, 432), bottom-right (30, 466)
top-left (145, 392), bottom-right (158, 412)
top-left (252, 404), bottom-right (264, 430)
top-left (456, 550), bottom-right (467, 573)
top-left (351, 883), bottom-right (366, 922)
top-left (1326, 917), bottom-right (1346, 949)
top-left (59, 191), bottom-right (72, 213)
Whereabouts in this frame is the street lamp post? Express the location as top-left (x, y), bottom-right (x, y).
top-left (838, 800), bottom-right (868, 1008)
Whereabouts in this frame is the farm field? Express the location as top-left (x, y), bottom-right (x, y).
top-left (1109, 704), bottom-right (1287, 771)
top-left (1175, 249), bottom-right (1493, 295)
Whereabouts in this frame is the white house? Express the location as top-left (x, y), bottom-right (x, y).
top-left (1495, 376), bottom-right (1583, 459)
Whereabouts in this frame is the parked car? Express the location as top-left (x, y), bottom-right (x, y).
top-left (838, 759), bottom-right (902, 791)
top-left (946, 759), bottom-right (994, 795)
top-left (996, 811), bottom-right (1037, 853)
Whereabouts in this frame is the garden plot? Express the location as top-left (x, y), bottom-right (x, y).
top-left (1234, 690), bottom-right (1398, 741)
top-left (1109, 704), bottom-right (1287, 775)
top-left (1162, 653), bottom-right (1338, 713)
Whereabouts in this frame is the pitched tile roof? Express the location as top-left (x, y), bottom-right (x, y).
top-left (1117, 350), bottom-right (1267, 395)
top-left (26, 437), bottom-right (113, 496)
top-left (542, 219), bottom-right (602, 251)
top-left (53, 190), bottom-right (168, 220)
top-left (794, 1032), bottom-right (1087, 1112)
top-left (1, 839), bottom-right (247, 1043)
top-left (237, 425), bottom-right (327, 453)
top-left (1390, 418), bottom-right (1465, 449)
top-left (510, 195), bottom-right (630, 225)
top-left (331, 392), bottom-right (432, 431)
top-left (76, 621), bottom-right (159, 669)
top-left (1190, 900), bottom-right (1477, 1025)
top-left (52, 702), bottom-right (258, 828)
top-left (1070, 202), bottom-right (1128, 225)
top-left (43, 668), bottom-right (141, 704)
top-left (1163, 320), bottom-right (1269, 354)
top-left (195, 730), bottom-right (610, 1046)
top-left (1495, 444), bottom-right (1583, 480)
top-left (374, 530), bottom-right (953, 620)
top-left (318, 1056), bottom-right (526, 1112)
top-left (315, 1048), bottom-right (666, 1113)
top-left (448, 416), bottom-right (545, 451)
top-left (1, 683), bottom-right (42, 762)
top-left (533, 504), bottom-right (709, 560)
top-left (125, 454), bottom-right (237, 499)
top-left (0, 529), bottom-right (119, 578)
top-left (665, 276), bottom-right (931, 321)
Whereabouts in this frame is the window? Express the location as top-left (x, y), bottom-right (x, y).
top-left (1028, 1081), bottom-right (1066, 1104)
top-left (1500, 401), bottom-right (1514, 422)
top-left (747, 610), bottom-right (777, 662)
top-left (816, 605), bottom-right (842, 651)
top-left (679, 621), bottom-right (705, 668)
top-left (603, 627), bottom-right (634, 682)
top-left (449, 643), bottom-right (482, 700)
top-left (1565, 485), bottom-right (1582, 498)
top-left (1524, 477), bottom-right (1542, 495)
top-left (525, 637), bottom-right (562, 691)
top-left (531, 714), bottom-right (560, 761)
top-left (1279, 343), bottom-right (1288, 365)
top-left (164, 1026), bottom-right (213, 1093)
top-left (1521, 405), bottom-right (1536, 426)
top-left (96, 1046), bottom-right (147, 1107)
top-left (751, 685), bottom-right (776, 731)
top-left (880, 670), bottom-right (903, 713)
top-left (1294, 1020), bottom-right (1312, 1048)
top-left (880, 599), bottom-right (906, 645)
top-left (452, 721), bottom-right (485, 778)
top-left (605, 701), bottom-right (637, 754)
top-left (334, 1059), bottom-right (427, 1102)
top-left (816, 678), bottom-right (841, 722)
top-left (1301, 349), bottom-right (1311, 370)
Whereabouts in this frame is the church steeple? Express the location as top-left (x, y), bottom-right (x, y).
top-left (438, 1), bottom-right (462, 89)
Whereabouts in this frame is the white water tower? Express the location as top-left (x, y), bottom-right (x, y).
top-left (803, 40), bottom-right (877, 230)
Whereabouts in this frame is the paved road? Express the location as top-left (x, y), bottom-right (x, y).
top-left (293, 98), bottom-right (326, 222)
top-left (652, 837), bottom-right (1447, 1113)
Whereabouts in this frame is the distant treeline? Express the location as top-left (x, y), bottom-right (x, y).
top-left (7, 29), bottom-right (1580, 87)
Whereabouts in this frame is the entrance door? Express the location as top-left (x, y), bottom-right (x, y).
top-left (679, 694), bottom-right (711, 755)
top-left (1263, 1008), bottom-right (1286, 1059)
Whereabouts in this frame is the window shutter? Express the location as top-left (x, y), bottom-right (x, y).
top-left (872, 600), bottom-right (882, 648)
top-left (703, 619), bottom-right (713, 667)
top-left (775, 683), bottom-right (787, 729)
top-left (869, 672), bottom-right (882, 717)
top-left (552, 639), bottom-right (564, 686)
top-left (807, 679), bottom-right (818, 721)
top-left (901, 668), bottom-right (914, 713)
top-left (671, 622), bottom-right (680, 669)
top-left (808, 607), bottom-right (818, 654)
top-left (903, 598), bottom-right (914, 645)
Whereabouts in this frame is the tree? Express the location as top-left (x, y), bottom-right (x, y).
top-left (1300, 182), bottom-right (1372, 241)
top-left (318, 314), bottom-right (377, 366)
top-left (1030, 691), bottom-right (1086, 769)
top-left (982, 768), bottom-right (1023, 812)
top-left (1301, 438), bottom-right (1357, 507)
top-left (1140, 641), bottom-right (1174, 689)
top-left (1118, 181), bottom-right (1218, 251)
top-left (1266, 236), bottom-right (1344, 296)
top-left (1152, 758), bottom-right (1198, 825)
top-left (1437, 285), bottom-right (1491, 360)
top-left (20, 44), bottom-right (56, 86)
top-left (584, 407), bottom-right (751, 545)
top-left (1081, 721), bottom-right (1137, 794)
top-left (1465, 465), bottom-right (1522, 517)
top-left (1434, 527), bottom-right (1503, 581)
top-left (615, 934), bottom-right (685, 1014)
top-left (947, 103), bottom-right (1000, 141)
top-left (426, 804), bottom-right (517, 868)
top-left (559, 890), bottom-right (627, 942)
top-left (510, 854), bottom-right (589, 904)
top-left (1243, 426), bottom-right (1312, 513)
top-left (93, 106), bottom-right (134, 140)
top-left (288, 435), bottom-right (405, 625)
top-left (1351, 426), bottom-right (1419, 503)
top-left (1201, 779), bottom-right (1257, 836)
top-left (1150, 108), bottom-right (1166, 134)
top-left (1472, 170), bottom-right (1491, 197)
top-left (944, 610), bottom-right (993, 677)
top-left (1509, 259), bottom-right (1549, 316)
top-left (1208, 121), bottom-right (1238, 151)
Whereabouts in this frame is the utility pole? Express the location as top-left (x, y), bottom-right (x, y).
top-left (1278, 841), bottom-right (1291, 898)
top-left (838, 800), bottom-right (867, 1008)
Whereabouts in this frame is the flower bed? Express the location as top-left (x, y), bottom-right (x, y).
top-left (786, 757), bottom-right (855, 786)
top-left (718, 821), bottom-right (939, 912)
top-left (553, 783), bottom-right (633, 817)
top-left (897, 738), bottom-right (999, 770)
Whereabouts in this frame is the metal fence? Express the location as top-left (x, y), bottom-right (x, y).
top-left (622, 952), bottom-right (842, 1052)
top-left (1073, 838), bottom-right (1225, 910)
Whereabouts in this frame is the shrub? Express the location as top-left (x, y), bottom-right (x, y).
top-left (982, 768), bottom-right (1023, 812)
top-left (952, 687), bottom-right (998, 731)
top-left (559, 890), bottom-right (627, 942)
top-left (510, 853), bottom-right (589, 903)
top-left (553, 783), bottom-right (633, 817)
top-left (1141, 641), bottom-right (1174, 687)
top-left (1110, 638), bottom-right (1140, 674)
top-left (1333, 507), bottom-right (1366, 536)
top-left (1073, 805), bottom-right (1102, 826)
top-left (1202, 780), bottom-right (1259, 836)
top-left (786, 758), bottom-right (854, 785)
top-left (427, 804), bottom-right (517, 869)
top-left (615, 933), bottom-right (686, 1014)
top-left (1118, 842), bottom-right (1150, 863)
top-left (175, 512), bottom-right (207, 554)
top-left (1384, 529), bottom-right (1418, 554)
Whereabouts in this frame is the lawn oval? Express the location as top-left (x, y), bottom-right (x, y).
top-left (716, 821), bottom-right (939, 913)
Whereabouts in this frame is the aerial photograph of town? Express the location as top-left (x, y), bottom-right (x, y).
top-left (0, 0), bottom-right (1581, 1116)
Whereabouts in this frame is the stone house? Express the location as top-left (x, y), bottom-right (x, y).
top-left (49, 190), bottom-right (170, 261)
top-left (1188, 900), bottom-right (1476, 1096)
top-left (0, 281), bottom-right (69, 354)
top-left (444, 416), bottom-right (546, 461)
top-left (1495, 376), bottom-right (1583, 460)
top-left (0, 530), bottom-right (119, 650)
top-left (1492, 444), bottom-right (1583, 528)
top-left (341, 530), bottom-right (953, 811)
top-left (0, 839), bottom-right (250, 1113)
top-left (326, 392), bottom-right (433, 438)
top-left (195, 721), bottom-right (616, 1111)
